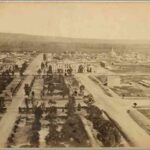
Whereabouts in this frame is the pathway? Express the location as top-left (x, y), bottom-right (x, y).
top-left (0, 53), bottom-right (43, 147)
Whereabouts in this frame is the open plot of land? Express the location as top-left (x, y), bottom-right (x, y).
top-left (137, 108), bottom-right (150, 120)
top-left (96, 75), bottom-right (150, 99)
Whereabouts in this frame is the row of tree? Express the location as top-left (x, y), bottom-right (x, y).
top-left (87, 105), bottom-right (121, 147)
top-left (30, 105), bottom-right (43, 147)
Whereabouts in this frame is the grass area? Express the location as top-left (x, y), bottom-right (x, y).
top-left (110, 86), bottom-right (145, 97)
top-left (137, 108), bottom-right (150, 120)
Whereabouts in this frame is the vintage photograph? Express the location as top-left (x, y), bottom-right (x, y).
top-left (0, 1), bottom-right (149, 148)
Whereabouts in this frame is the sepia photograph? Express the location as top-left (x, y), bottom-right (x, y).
top-left (0, 1), bottom-right (149, 148)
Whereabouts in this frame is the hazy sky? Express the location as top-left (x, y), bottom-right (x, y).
top-left (0, 2), bottom-right (150, 40)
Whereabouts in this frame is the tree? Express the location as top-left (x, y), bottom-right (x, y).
top-left (41, 62), bottom-right (45, 70)
top-left (45, 61), bottom-right (48, 68)
top-left (20, 68), bottom-right (24, 76)
top-left (72, 78), bottom-right (79, 87)
top-left (66, 96), bottom-right (76, 116)
top-left (34, 106), bottom-right (43, 120)
top-left (96, 121), bottom-right (121, 147)
top-left (45, 106), bottom-right (59, 145)
top-left (32, 119), bottom-right (41, 131)
top-left (30, 131), bottom-right (39, 147)
top-left (67, 67), bottom-right (73, 76)
top-left (24, 84), bottom-right (31, 96)
top-left (86, 94), bottom-right (95, 105)
top-left (0, 96), bottom-right (6, 113)
top-left (14, 64), bottom-right (19, 71)
top-left (80, 85), bottom-right (85, 92)
top-left (21, 61), bottom-right (28, 72)
top-left (87, 66), bottom-right (92, 72)
top-left (77, 103), bottom-right (81, 111)
top-left (87, 105), bottom-right (103, 120)
top-left (37, 68), bottom-right (41, 74)
top-left (45, 122), bottom-right (60, 145)
top-left (48, 83), bottom-right (55, 96)
top-left (46, 106), bottom-right (57, 123)
top-left (87, 105), bottom-right (121, 147)
top-left (61, 115), bottom-right (88, 143)
top-left (78, 65), bottom-right (84, 73)
top-left (47, 65), bottom-right (52, 74)
top-left (43, 53), bottom-right (47, 61)
top-left (62, 85), bottom-right (69, 98)
top-left (133, 102), bottom-right (137, 108)
top-left (79, 85), bottom-right (85, 96)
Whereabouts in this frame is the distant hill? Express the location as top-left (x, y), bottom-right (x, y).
top-left (0, 32), bottom-right (150, 53)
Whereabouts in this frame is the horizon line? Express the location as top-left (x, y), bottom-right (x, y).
top-left (1, 31), bottom-right (150, 42)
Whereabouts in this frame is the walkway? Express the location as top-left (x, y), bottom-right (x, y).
top-left (0, 53), bottom-right (43, 147)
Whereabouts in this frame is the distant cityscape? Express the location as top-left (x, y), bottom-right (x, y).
top-left (0, 46), bottom-right (149, 148)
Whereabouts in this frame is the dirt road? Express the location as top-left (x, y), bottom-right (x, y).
top-left (76, 74), bottom-right (150, 147)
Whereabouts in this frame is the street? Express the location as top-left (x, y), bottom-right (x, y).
top-left (76, 74), bottom-right (150, 147)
